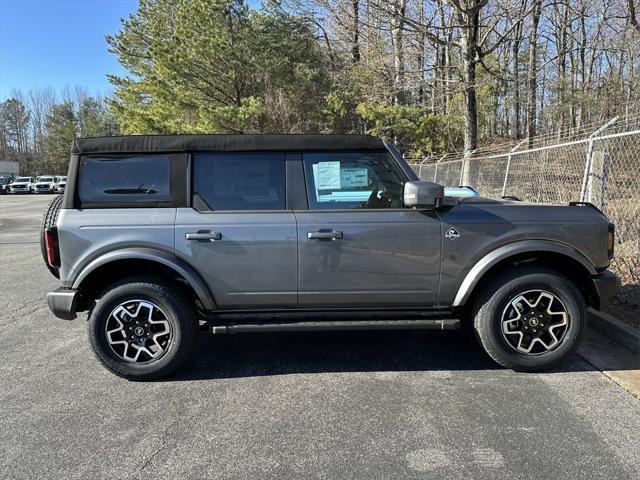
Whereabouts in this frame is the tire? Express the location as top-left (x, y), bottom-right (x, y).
top-left (472, 266), bottom-right (586, 371)
top-left (40, 194), bottom-right (63, 278)
top-left (88, 276), bottom-right (198, 380)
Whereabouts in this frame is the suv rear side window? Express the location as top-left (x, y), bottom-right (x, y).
top-left (193, 153), bottom-right (286, 211)
top-left (78, 155), bottom-right (172, 205)
top-left (303, 152), bottom-right (405, 209)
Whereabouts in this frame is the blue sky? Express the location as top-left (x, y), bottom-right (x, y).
top-left (0, 0), bottom-right (138, 100)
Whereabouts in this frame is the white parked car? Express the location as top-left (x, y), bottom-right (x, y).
top-left (33, 176), bottom-right (58, 194)
top-left (55, 176), bottom-right (67, 193)
top-left (9, 176), bottom-right (35, 194)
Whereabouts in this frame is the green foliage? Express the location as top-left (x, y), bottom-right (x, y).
top-left (44, 102), bottom-right (77, 173)
top-left (321, 90), bottom-right (361, 134)
top-left (78, 97), bottom-right (117, 137)
top-left (356, 103), bottom-right (462, 157)
top-left (0, 99), bottom-right (31, 157)
top-left (107, 0), bottom-right (329, 134)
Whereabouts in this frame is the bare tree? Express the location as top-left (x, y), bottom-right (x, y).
top-left (526, 0), bottom-right (542, 145)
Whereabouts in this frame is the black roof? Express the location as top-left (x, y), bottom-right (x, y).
top-left (72, 134), bottom-right (385, 155)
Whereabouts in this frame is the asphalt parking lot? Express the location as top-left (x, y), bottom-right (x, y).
top-left (1, 194), bottom-right (639, 479)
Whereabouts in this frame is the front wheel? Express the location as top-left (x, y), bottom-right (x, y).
top-left (88, 277), bottom-right (197, 380)
top-left (473, 266), bottom-right (586, 371)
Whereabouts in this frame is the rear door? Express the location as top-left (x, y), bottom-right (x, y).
top-left (295, 151), bottom-right (442, 308)
top-left (174, 153), bottom-right (297, 309)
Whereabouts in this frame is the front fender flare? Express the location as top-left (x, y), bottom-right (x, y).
top-left (71, 248), bottom-right (216, 310)
top-left (452, 240), bottom-right (597, 307)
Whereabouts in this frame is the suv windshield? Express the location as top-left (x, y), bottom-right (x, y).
top-left (39, 177), bottom-right (54, 182)
top-left (15, 177), bottom-right (31, 182)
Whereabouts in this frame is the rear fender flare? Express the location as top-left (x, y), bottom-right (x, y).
top-left (71, 248), bottom-right (216, 310)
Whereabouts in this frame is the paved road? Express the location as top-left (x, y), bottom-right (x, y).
top-left (1, 195), bottom-right (639, 479)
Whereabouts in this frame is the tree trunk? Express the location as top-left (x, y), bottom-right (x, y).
top-left (352, 0), bottom-right (360, 64)
top-left (526, 0), bottom-right (542, 147)
top-left (459, 4), bottom-right (480, 155)
top-left (513, 36), bottom-right (521, 139)
top-left (390, 0), bottom-right (407, 105)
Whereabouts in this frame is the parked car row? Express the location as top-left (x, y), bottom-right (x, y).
top-left (0, 175), bottom-right (67, 195)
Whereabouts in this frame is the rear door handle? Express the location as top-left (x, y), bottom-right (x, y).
top-left (185, 231), bottom-right (223, 242)
top-left (307, 230), bottom-right (343, 240)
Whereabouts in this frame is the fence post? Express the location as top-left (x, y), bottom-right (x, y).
top-left (501, 139), bottom-right (527, 197)
top-left (586, 151), bottom-right (610, 209)
top-left (580, 116), bottom-right (618, 201)
top-left (434, 154), bottom-right (448, 182)
top-left (460, 150), bottom-right (477, 186)
top-left (417, 155), bottom-right (431, 179)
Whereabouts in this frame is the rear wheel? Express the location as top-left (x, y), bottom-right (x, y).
top-left (40, 194), bottom-right (63, 278)
top-left (473, 266), bottom-right (586, 371)
top-left (88, 277), bottom-right (198, 380)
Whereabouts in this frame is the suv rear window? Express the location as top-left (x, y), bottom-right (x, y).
top-left (193, 153), bottom-right (286, 211)
top-left (78, 155), bottom-right (171, 205)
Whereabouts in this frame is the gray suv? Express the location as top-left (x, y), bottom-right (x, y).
top-left (44, 135), bottom-right (619, 380)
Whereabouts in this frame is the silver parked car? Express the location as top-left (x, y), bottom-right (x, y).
top-left (44, 135), bottom-right (619, 380)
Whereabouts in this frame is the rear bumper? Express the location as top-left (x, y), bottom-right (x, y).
top-left (593, 270), bottom-right (620, 308)
top-left (46, 288), bottom-right (79, 320)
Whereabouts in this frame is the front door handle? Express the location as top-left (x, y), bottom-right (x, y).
top-left (307, 230), bottom-right (343, 240)
top-left (186, 231), bottom-right (223, 242)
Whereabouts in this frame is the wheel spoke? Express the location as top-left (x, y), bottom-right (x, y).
top-left (105, 300), bottom-right (172, 364)
top-left (501, 289), bottom-right (570, 355)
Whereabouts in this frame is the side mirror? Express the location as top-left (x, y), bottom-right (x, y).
top-left (404, 181), bottom-right (444, 208)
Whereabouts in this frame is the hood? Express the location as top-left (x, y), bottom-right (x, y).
top-left (458, 196), bottom-right (518, 205)
top-left (439, 197), bottom-right (612, 270)
top-left (456, 196), bottom-right (608, 221)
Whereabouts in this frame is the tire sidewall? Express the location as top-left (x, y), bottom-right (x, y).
top-left (88, 283), bottom-right (189, 379)
top-left (480, 272), bottom-right (585, 370)
top-left (40, 194), bottom-right (63, 278)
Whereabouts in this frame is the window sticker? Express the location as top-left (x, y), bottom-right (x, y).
top-left (314, 161), bottom-right (342, 189)
top-left (340, 167), bottom-right (368, 188)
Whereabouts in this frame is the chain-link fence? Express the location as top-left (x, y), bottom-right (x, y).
top-left (408, 115), bottom-right (640, 307)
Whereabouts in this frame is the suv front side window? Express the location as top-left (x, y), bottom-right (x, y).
top-left (193, 153), bottom-right (286, 211)
top-left (303, 152), bottom-right (405, 210)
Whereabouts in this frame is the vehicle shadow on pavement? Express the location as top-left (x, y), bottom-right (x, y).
top-left (167, 329), bottom-right (622, 381)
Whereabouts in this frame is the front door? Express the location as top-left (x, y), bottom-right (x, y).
top-left (174, 152), bottom-right (297, 309)
top-left (296, 151), bottom-right (442, 308)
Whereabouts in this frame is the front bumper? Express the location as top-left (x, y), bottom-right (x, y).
top-left (593, 270), bottom-right (620, 308)
top-left (47, 288), bottom-right (79, 320)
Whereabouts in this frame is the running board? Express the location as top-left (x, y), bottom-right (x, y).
top-left (211, 319), bottom-right (460, 335)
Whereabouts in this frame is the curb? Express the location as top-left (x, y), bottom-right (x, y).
top-left (588, 308), bottom-right (640, 354)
